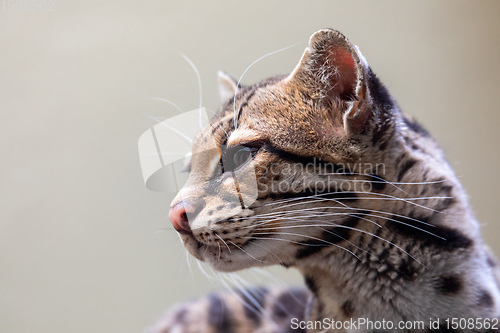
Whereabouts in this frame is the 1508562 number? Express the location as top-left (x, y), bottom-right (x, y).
top-left (445, 318), bottom-right (499, 330)
top-left (2, 0), bottom-right (55, 11)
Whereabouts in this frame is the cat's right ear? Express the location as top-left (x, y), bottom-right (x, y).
top-left (286, 29), bottom-right (376, 136)
top-left (217, 71), bottom-right (241, 103)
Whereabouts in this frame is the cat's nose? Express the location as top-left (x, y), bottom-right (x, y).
top-left (169, 201), bottom-right (203, 235)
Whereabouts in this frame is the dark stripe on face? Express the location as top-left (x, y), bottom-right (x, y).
top-left (235, 76), bottom-right (282, 125)
top-left (235, 89), bottom-right (257, 125)
top-left (386, 215), bottom-right (473, 251)
top-left (436, 275), bottom-right (463, 295)
top-left (207, 294), bottom-right (234, 333)
top-left (236, 287), bottom-right (268, 326)
top-left (259, 145), bottom-right (361, 201)
top-left (397, 157), bottom-right (418, 182)
top-left (211, 117), bottom-right (234, 137)
top-left (296, 211), bottom-right (367, 259)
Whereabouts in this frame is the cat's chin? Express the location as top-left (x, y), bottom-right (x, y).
top-left (205, 253), bottom-right (270, 272)
top-left (179, 234), bottom-right (206, 262)
top-left (180, 233), bottom-right (273, 272)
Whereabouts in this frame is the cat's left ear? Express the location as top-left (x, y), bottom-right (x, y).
top-left (287, 29), bottom-right (377, 135)
top-left (217, 71), bottom-right (241, 103)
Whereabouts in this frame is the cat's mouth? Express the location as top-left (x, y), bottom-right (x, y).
top-left (179, 225), bottom-right (250, 260)
top-left (179, 232), bottom-right (246, 268)
top-left (175, 217), bottom-right (271, 271)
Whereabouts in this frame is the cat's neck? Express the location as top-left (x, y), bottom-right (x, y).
top-left (295, 192), bottom-right (499, 332)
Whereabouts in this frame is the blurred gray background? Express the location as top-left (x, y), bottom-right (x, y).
top-left (1, 1), bottom-right (499, 332)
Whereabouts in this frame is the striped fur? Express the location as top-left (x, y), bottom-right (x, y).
top-left (151, 30), bottom-right (500, 332)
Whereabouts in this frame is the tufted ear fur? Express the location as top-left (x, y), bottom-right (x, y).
top-left (287, 29), bottom-right (376, 135)
top-left (217, 71), bottom-right (241, 103)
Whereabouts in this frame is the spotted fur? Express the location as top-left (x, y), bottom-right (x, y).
top-left (148, 30), bottom-right (500, 333)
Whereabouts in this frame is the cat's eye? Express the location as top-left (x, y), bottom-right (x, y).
top-left (221, 145), bottom-right (259, 173)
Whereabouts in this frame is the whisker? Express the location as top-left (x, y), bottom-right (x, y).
top-left (233, 43), bottom-right (299, 130)
top-left (384, 180), bottom-right (447, 185)
top-left (246, 212), bottom-right (349, 229)
top-left (240, 235), bottom-right (360, 261)
top-left (214, 233), bottom-right (232, 253)
top-left (252, 211), bottom-right (383, 229)
top-left (196, 260), bottom-right (217, 282)
top-left (241, 205), bottom-right (436, 230)
top-left (250, 211), bottom-right (440, 238)
top-left (179, 53), bottom-right (203, 127)
top-left (318, 226), bottom-right (381, 264)
top-left (216, 122), bottom-right (230, 139)
top-left (263, 191), bottom-right (450, 213)
top-left (228, 240), bottom-right (265, 263)
top-left (217, 273), bottom-right (272, 322)
top-left (250, 225), bottom-right (425, 267)
top-left (145, 97), bottom-right (184, 113)
top-left (319, 172), bottom-right (409, 195)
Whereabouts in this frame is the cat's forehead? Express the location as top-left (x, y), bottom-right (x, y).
top-left (236, 83), bottom-right (342, 142)
top-left (195, 76), bottom-right (351, 165)
top-left (221, 82), bottom-right (303, 127)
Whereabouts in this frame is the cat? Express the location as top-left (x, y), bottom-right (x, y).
top-left (147, 29), bottom-right (500, 332)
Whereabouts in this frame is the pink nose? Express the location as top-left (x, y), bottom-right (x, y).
top-left (170, 201), bottom-right (206, 235)
top-left (169, 202), bottom-right (193, 234)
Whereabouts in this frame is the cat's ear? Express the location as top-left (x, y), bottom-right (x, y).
top-left (217, 71), bottom-right (240, 103)
top-left (287, 29), bottom-right (374, 135)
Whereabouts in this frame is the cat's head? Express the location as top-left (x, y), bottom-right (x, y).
top-left (169, 29), bottom-right (406, 272)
